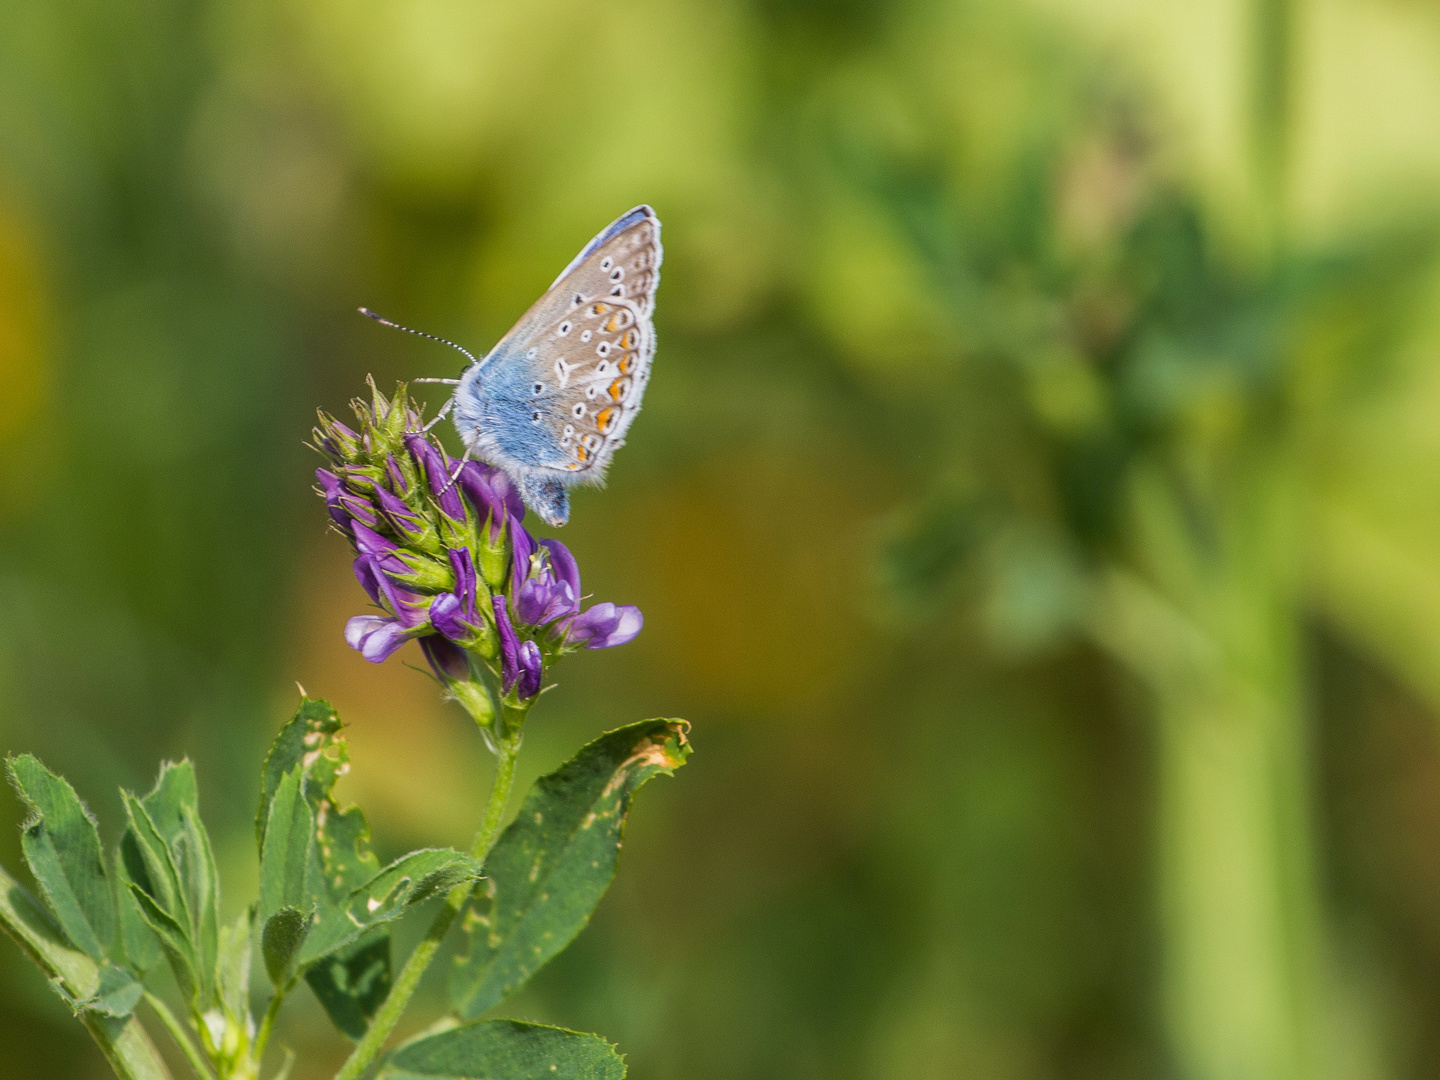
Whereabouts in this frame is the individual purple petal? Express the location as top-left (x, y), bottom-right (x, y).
top-left (493, 595), bottom-right (520, 692)
top-left (515, 640), bottom-right (543, 699)
top-left (448, 548), bottom-right (478, 620)
top-left (429, 594), bottom-right (468, 641)
top-left (539, 539), bottom-right (580, 601)
top-left (344, 615), bottom-right (414, 663)
top-left (374, 484), bottom-right (427, 542)
top-left (405, 434), bottom-right (466, 522)
top-left (565, 603), bottom-right (644, 649)
top-left (420, 634), bottom-right (470, 681)
top-left (511, 537), bottom-right (582, 627)
top-left (316, 469), bottom-right (352, 533)
top-left (386, 454), bottom-right (410, 494)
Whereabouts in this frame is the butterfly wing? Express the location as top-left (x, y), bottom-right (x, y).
top-left (452, 206), bottom-right (662, 524)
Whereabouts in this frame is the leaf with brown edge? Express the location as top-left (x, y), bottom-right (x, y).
top-left (449, 719), bottom-right (690, 1020)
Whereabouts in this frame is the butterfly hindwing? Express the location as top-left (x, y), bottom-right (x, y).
top-left (452, 206), bottom-right (662, 524)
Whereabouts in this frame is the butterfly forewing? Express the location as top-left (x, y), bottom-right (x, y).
top-left (461, 207), bottom-right (661, 483)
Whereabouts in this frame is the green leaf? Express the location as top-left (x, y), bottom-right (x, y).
top-left (114, 847), bottom-right (160, 975)
top-left (258, 768), bottom-right (319, 924)
top-left (304, 932), bottom-right (391, 1041)
top-left (118, 762), bottom-right (222, 1006)
top-left (0, 863), bottom-right (174, 1080)
top-left (258, 696), bottom-right (346, 849)
top-left (262, 906), bottom-right (310, 987)
top-left (259, 697), bottom-right (393, 1035)
top-left (6, 754), bottom-right (117, 963)
top-left (382, 1019), bottom-right (625, 1080)
top-left (78, 964), bottom-right (144, 1018)
top-left (216, 908), bottom-right (253, 1022)
top-left (300, 848), bottom-right (480, 967)
top-left (450, 720), bottom-right (690, 1020)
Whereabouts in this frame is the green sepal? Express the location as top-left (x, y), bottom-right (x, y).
top-left (6, 754), bottom-right (117, 964)
top-left (299, 848), bottom-right (480, 967)
top-left (450, 719), bottom-right (690, 1019)
top-left (381, 1019), bottom-right (626, 1080)
top-left (390, 550), bottom-right (456, 592)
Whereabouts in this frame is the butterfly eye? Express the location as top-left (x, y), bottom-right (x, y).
top-left (571, 294), bottom-right (583, 307)
top-left (583, 433), bottom-right (602, 451)
top-left (572, 402), bottom-right (586, 418)
top-left (563, 424), bottom-right (575, 438)
top-left (596, 360), bottom-right (612, 376)
top-left (586, 385), bottom-right (599, 399)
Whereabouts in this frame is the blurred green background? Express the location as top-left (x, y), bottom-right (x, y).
top-left (7, 0), bottom-right (1440, 1077)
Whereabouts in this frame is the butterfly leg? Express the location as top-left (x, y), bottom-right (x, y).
top-left (436, 444), bottom-right (473, 494)
top-left (420, 395), bottom-right (456, 433)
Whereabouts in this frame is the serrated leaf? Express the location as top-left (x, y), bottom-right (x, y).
top-left (450, 720), bottom-right (690, 1020)
top-left (382, 1019), bottom-right (626, 1080)
top-left (262, 906), bottom-right (310, 987)
top-left (304, 932), bottom-right (391, 1041)
top-left (78, 964), bottom-right (144, 1018)
top-left (299, 848), bottom-right (480, 967)
top-left (6, 755), bottom-right (117, 964)
top-left (258, 696), bottom-right (345, 850)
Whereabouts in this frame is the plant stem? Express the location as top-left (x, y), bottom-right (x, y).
top-left (143, 992), bottom-right (216, 1080)
top-left (331, 733), bottom-right (521, 1080)
top-left (251, 985), bottom-right (288, 1064)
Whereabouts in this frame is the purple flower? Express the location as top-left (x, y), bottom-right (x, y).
top-left (420, 635), bottom-right (470, 682)
top-left (493, 595), bottom-right (543, 698)
top-left (458, 461), bottom-right (525, 541)
top-left (345, 614), bottom-right (422, 663)
top-left (316, 469), bottom-right (352, 533)
top-left (430, 549), bottom-right (483, 642)
top-left (513, 538), bottom-right (581, 628)
top-left (406, 434), bottom-right (466, 523)
top-left (563, 603), bottom-right (644, 649)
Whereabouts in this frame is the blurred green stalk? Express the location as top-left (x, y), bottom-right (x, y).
top-left (1091, 450), bottom-right (1324, 1080)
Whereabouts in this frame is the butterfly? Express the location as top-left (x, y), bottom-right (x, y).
top-left (364, 205), bottom-right (662, 527)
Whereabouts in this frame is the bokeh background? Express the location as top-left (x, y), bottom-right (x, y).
top-left (6, 0), bottom-right (1440, 1077)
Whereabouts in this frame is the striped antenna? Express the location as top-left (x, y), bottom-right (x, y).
top-left (358, 307), bottom-right (481, 368)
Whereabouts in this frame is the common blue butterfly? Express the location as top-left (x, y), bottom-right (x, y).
top-left (366, 205), bottom-right (662, 527)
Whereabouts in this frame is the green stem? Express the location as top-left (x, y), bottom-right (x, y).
top-left (332, 732), bottom-right (521, 1080)
top-left (251, 985), bottom-right (288, 1065)
top-left (143, 992), bottom-right (216, 1080)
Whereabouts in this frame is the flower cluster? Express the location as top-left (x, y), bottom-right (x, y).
top-left (313, 382), bottom-right (642, 724)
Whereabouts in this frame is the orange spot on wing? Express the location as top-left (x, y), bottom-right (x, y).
top-left (617, 355), bottom-right (633, 374)
top-left (595, 408), bottom-right (616, 433)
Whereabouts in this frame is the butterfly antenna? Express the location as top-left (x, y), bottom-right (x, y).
top-left (358, 307), bottom-right (482, 368)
